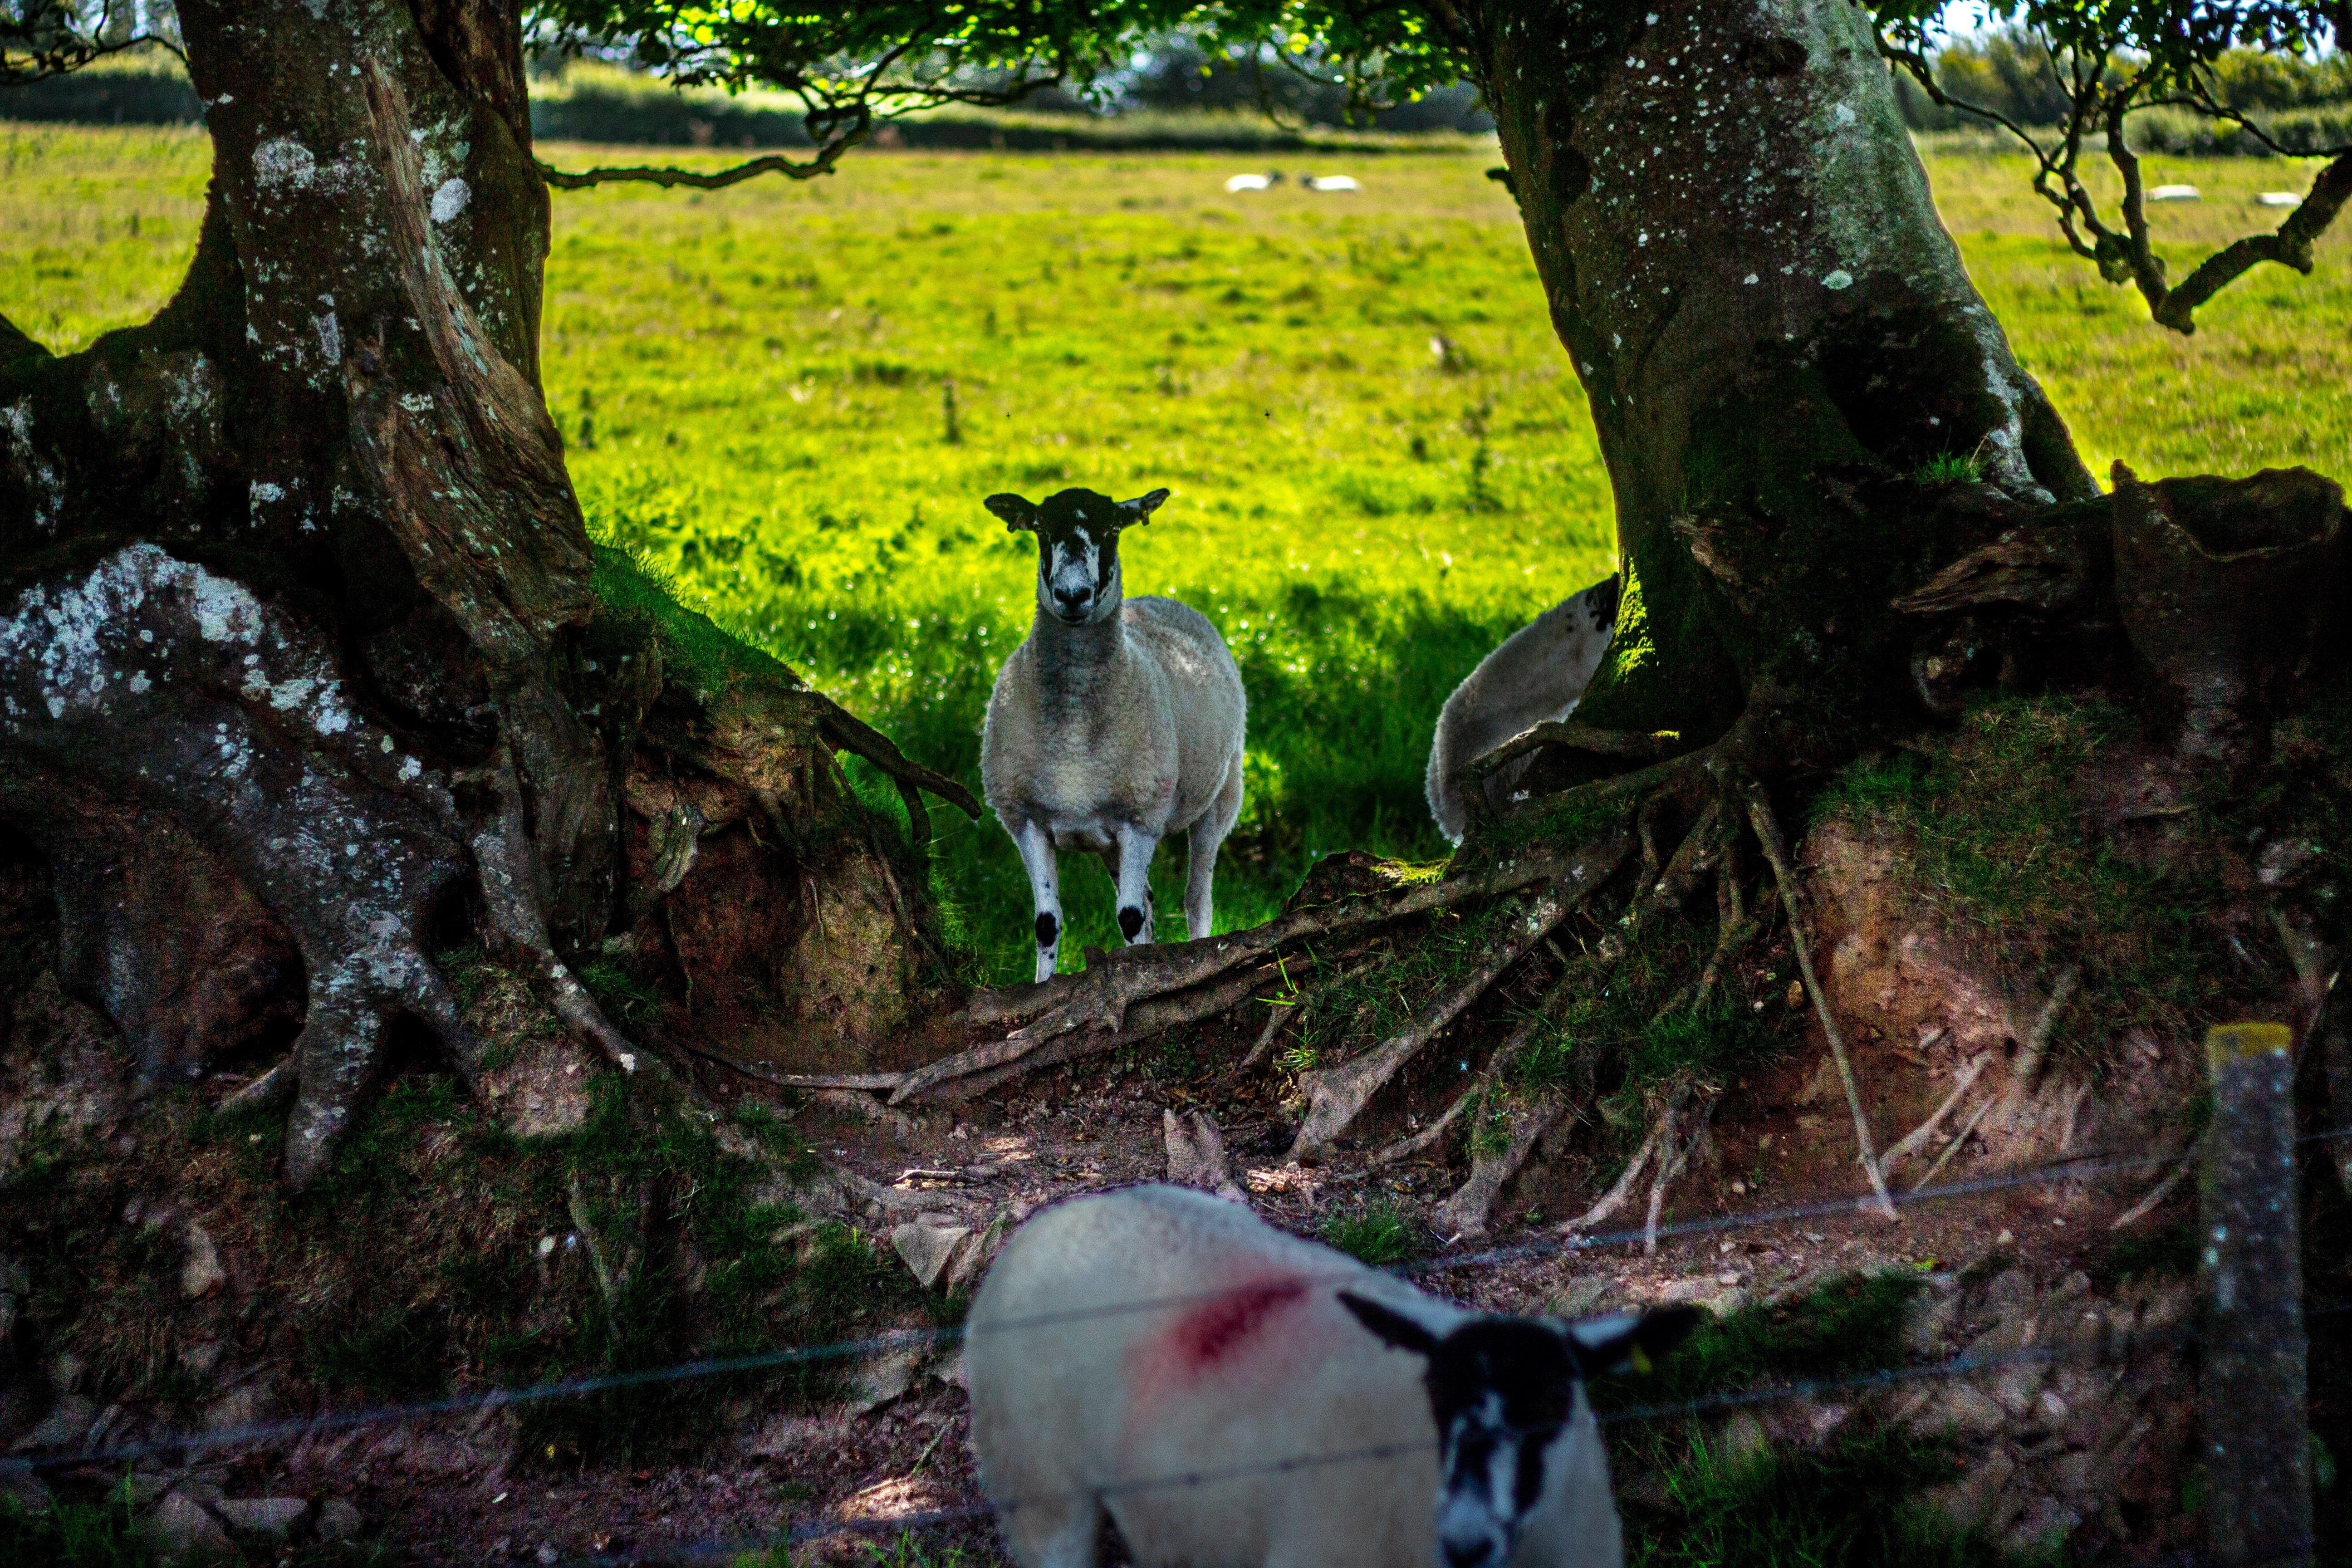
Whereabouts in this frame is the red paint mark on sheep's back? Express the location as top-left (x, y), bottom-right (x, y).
top-left (1177, 1277), bottom-right (1309, 1371)
top-left (1129, 1274), bottom-right (1313, 1412)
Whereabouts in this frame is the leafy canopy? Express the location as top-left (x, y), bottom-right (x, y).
top-left (1869, 0), bottom-right (2349, 330)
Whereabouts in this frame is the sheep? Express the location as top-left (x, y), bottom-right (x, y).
top-left (1424, 574), bottom-right (1621, 845)
top-left (981, 488), bottom-right (1248, 985)
top-left (1225, 172), bottom-right (1284, 192)
top-left (965, 1185), bottom-right (1698, 1568)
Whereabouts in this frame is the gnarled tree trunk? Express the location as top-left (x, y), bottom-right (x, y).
top-left (0, 0), bottom-right (972, 1185)
top-left (1473, 0), bottom-right (2098, 744)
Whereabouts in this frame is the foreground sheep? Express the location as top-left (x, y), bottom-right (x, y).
top-left (981, 488), bottom-right (1247, 983)
top-left (966, 1186), bottom-right (1697, 1568)
top-left (1425, 575), bottom-right (1620, 844)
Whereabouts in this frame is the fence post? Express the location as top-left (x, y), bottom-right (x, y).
top-left (2199, 1021), bottom-right (2311, 1568)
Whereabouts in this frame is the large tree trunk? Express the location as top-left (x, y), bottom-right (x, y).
top-left (1471, 0), bottom-right (2101, 742)
top-left (0, 0), bottom-right (970, 1185)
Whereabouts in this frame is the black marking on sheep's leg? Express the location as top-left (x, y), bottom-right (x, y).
top-left (1118, 906), bottom-right (1146, 942)
top-left (1036, 911), bottom-right (1059, 950)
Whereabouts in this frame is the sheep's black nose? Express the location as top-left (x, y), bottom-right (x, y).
top-left (1443, 1543), bottom-right (1494, 1568)
top-left (1054, 585), bottom-right (1091, 612)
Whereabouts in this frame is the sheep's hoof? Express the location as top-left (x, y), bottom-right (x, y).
top-left (1118, 906), bottom-right (1147, 942)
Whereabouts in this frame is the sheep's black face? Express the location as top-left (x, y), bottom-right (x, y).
top-left (984, 487), bottom-right (1170, 627)
top-left (1421, 1321), bottom-right (1576, 1568)
top-left (1338, 1294), bottom-right (1701, 1568)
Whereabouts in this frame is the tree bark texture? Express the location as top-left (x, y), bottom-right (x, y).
top-left (1472, 0), bottom-right (2101, 741)
top-left (0, 0), bottom-right (964, 1184)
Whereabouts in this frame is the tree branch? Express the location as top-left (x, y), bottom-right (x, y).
top-left (539, 144), bottom-right (857, 191)
top-left (2152, 153), bottom-right (2352, 333)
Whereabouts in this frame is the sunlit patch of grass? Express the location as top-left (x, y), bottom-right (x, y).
top-left (11, 129), bottom-right (2344, 981)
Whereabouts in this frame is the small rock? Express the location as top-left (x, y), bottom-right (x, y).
top-left (849, 1347), bottom-right (923, 1414)
top-left (149, 1491), bottom-right (233, 1562)
top-left (11, 1393), bottom-right (96, 1452)
top-left (2002, 1493), bottom-right (2082, 1555)
top-left (892, 1218), bottom-right (972, 1291)
top-left (317, 1498), bottom-right (363, 1542)
top-left (201, 1381), bottom-right (271, 1434)
top-left (537, 1545), bottom-right (560, 1565)
top-left (180, 1220), bottom-right (226, 1300)
top-left (1715, 1411), bottom-right (1769, 1466)
top-left (1926, 1382), bottom-right (2009, 1437)
top-left (178, 1343), bottom-right (223, 1379)
top-left (1903, 1291), bottom-right (1959, 1355)
top-left (49, 1352), bottom-right (85, 1395)
top-left (213, 1496), bottom-right (310, 1535)
top-left (0, 1459), bottom-right (50, 1514)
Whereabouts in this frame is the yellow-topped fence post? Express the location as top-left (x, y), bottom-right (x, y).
top-left (2199, 1021), bottom-right (2311, 1568)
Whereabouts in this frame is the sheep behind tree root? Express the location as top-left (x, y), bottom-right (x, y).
top-left (1425, 575), bottom-right (1621, 845)
top-left (965, 1185), bottom-right (1698, 1568)
top-left (982, 487), bottom-right (1247, 984)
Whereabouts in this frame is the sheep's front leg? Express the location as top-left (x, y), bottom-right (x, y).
top-left (1112, 822), bottom-right (1160, 946)
top-left (1012, 818), bottom-right (1063, 984)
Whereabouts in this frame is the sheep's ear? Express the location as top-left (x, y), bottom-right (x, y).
top-left (986, 493), bottom-right (1039, 532)
top-left (1564, 1307), bottom-right (1701, 1377)
top-left (1338, 1291), bottom-right (1442, 1357)
top-left (1114, 488), bottom-right (1171, 529)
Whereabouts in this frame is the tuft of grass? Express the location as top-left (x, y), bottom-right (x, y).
top-left (1912, 450), bottom-right (1984, 486)
top-left (1319, 1200), bottom-right (1424, 1266)
top-left (1623, 1428), bottom-right (2017, 1568)
top-left (1810, 693), bottom-right (2257, 1060)
top-left (1593, 1270), bottom-right (1921, 1416)
top-left (2097, 1220), bottom-right (2200, 1286)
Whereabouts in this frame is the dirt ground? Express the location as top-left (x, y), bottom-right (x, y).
top-left (210, 1007), bottom-right (2174, 1568)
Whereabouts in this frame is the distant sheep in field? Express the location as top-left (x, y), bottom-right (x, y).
top-left (1425, 574), bottom-right (1621, 844)
top-left (966, 1185), bottom-right (1698, 1568)
top-left (1226, 171), bottom-right (1284, 192)
top-left (980, 488), bottom-right (1247, 984)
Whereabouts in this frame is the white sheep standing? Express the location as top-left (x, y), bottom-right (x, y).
top-left (981, 488), bottom-right (1247, 984)
top-left (965, 1185), bottom-right (1696, 1568)
top-left (1425, 574), bottom-right (1621, 845)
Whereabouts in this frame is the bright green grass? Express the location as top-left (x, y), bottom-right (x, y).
top-left (6, 123), bottom-right (2345, 983)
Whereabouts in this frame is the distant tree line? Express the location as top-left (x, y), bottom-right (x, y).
top-left (1895, 29), bottom-right (2352, 153)
top-left (2, 20), bottom-right (2338, 154)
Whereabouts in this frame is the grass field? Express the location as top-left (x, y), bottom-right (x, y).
top-left (5, 122), bottom-right (2346, 983)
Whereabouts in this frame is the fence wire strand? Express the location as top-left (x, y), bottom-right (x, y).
top-left (9, 1123), bottom-right (2347, 1558)
top-left (641, 1304), bottom-right (2352, 1564)
top-left (11, 1125), bottom-right (2347, 1476)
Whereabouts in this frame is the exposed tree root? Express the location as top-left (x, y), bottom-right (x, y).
top-left (1989, 965), bottom-right (2081, 1130)
top-left (1642, 1083), bottom-right (1714, 1257)
top-left (1877, 1052), bottom-right (1994, 1172)
top-left (1909, 1088), bottom-right (2000, 1193)
top-left (2111, 1144), bottom-right (2195, 1230)
top-left (1744, 781), bottom-right (1897, 1220)
top-left (1434, 1098), bottom-right (1566, 1242)
top-left (890, 834), bottom-right (1622, 1105)
top-left (914, 963), bottom-right (1279, 1104)
top-left (1563, 1123), bottom-right (1661, 1234)
top-left (1288, 839), bottom-right (1629, 1160)
top-left (813, 702), bottom-right (984, 854)
top-left (1368, 970), bottom-right (1580, 1169)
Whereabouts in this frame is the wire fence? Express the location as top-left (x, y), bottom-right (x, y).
top-left (8, 1120), bottom-right (2344, 1566)
top-left (10, 1125), bottom-right (2347, 1479)
top-left (655, 1303), bottom-right (2352, 1564)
